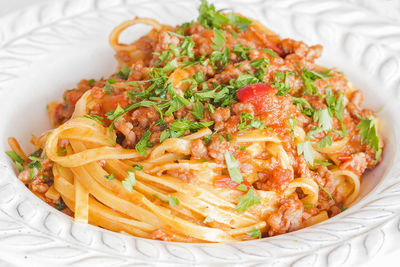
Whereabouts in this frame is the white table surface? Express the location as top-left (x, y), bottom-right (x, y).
top-left (0, 0), bottom-right (398, 266)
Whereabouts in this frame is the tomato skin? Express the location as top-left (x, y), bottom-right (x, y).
top-left (102, 94), bottom-right (129, 114)
top-left (214, 176), bottom-right (251, 191)
top-left (236, 83), bottom-right (273, 104)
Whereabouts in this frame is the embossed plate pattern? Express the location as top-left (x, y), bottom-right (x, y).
top-left (0, 0), bottom-right (399, 266)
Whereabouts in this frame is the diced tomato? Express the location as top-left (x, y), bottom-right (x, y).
top-left (236, 83), bottom-right (273, 104)
top-left (214, 176), bottom-right (251, 191)
top-left (102, 94), bottom-right (129, 114)
top-left (338, 155), bottom-right (352, 162)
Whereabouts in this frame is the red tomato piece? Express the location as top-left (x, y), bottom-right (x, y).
top-left (236, 83), bottom-right (273, 104)
top-left (102, 94), bottom-right (129, 114)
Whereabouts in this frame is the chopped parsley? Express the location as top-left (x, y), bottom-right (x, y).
top-left (135, 130), bottom-right (152, 157)
top-left (263, 48), bottom-right (278, 58)
top-left (122, 170), bottom-right (136, 192)
top-left (224, 151), bottom-right (243, 184)
top-left (83, 114), bottom-right (104, 126)
top-left (55, 198), bottom-right (66, 210)
top-left (319, 184), bottom-right (335, 201)
top-left (203, 215), bottom-right (213, 223)
top-left (313, 108), bottom-right (332, 132)
top-left (297, 140), bottom-right (314, 165)
top-left (104, 78), bottom-right (116, 95)
top-left (191, 101), bottom-right (205, 120)
top-left (211, 29), bottom-right (225, 51)
top-left (356, 116), bottom-right (381, 162)
top-left (238, 112), bottom-right (265, 131)
top-left (234, 187), bottom-right (261, 213)
top-left (233, 44), bottom-right (251, 60)
top-left (292, 97), bottom-right (314, 116)
top-left (168, 195), bottom-right (180, 207)
top-left (247, 227), bottom-right (262, 239)
top-left (132, 164), bottom-right (143, 171)
top-left (6, 151), bottom-right (24, 172)
top-left (314, 159), bottom-right (332, 166)
top-left (317, 135), bottom-right (333, 148)
top-left (272, 71), bottom-right (295, 96)
top-left (325, 87), bottom-right (344, 121)
top-left (104, 174), bottom-right (115, 180)
top-left (116, 65), bottom-right (131, 80)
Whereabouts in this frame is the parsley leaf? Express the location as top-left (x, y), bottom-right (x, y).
top-left (211, 29), bottom-right (226, 51)
top-left (356, 116), bottom-right (381, 162)
top-left (116, 65), bottom-right (131, 80)
top-left (247, 227), bottom-right (262, 239)
top-left (83, 114), bottom-right (104, 126)
top-left (263, 48), bottom-right (278, 58)
top-left (325, 87), bottom-right (344, 121)
top-left (132, 164), bottom-right (143, 171)
top-left (122, 170), bottom-right (136, 192)
top-left (168, 195), bottom-right (180, 207)
top-left (233, 44), bottom-right (251, 60)
top-left (297, 141), bottom-right (314, 165)
top-left (135, 130), bottom-right (152, 156)
top-left (234, 187), bottom-right (261, 213)
top-left (317, 135), bottom-right (333, 148)
top-left (238, 112), bottom-right (265, 131)
top-left (55, 198), bottom-right (66, 210)
top-left (292, 97), bottom-right (314, 116)
top-left (104, 174), bottom-right (115, 180)
top-left (197, 0), bottom-right (229, 29)
top-left (6, 151), bottom-right (24, 172)
top-left (162, 58), bottom-right (178, 73)
top-left (313, 108), bottom-right (333, 132)
top-left (225, 13), bottom-right (252, 32)
top-left (191, 100), bottom-right (205, 120)
top-left (319, 184), bottom-right (335, 201)
top-left (314, 159), bottom-right (332, 166)
top-left (210, 47), bottom-right (230, 70)
top-left (224, 151), bottom-right (243, 184)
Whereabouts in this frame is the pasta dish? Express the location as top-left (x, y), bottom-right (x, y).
top-left (5, 0), bottom-right (384, 242)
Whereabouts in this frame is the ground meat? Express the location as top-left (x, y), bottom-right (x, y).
top-left (347, 90), bottom-right (363, 118)
top-left (296, 156), bottom-right (324, 185)
top-left (339, 152), bottom-right (368, 176)
top-left (131, 107), bottom-right (160, 128)
top-left (210, 107), bottom-right (231, 132)
top-left (255, 167), bottom-right (292, 192)
top-left (232, 102), bottom-right (255, 116)
top-left (115, 117), bottom-right (136, 146)
top-left (267, 194), bottom-right (304, 236)
top-left (316, 165), bottom-right (335, 195)
top-left (207, 135), bottom-right (233, 162)
top-left (190, 139), bottom-right (208, 160)
top-left (166, 169), bottom-right (195, 183)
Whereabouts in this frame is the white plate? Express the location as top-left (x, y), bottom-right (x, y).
top-left (0, 0), bottom-right (399, 266)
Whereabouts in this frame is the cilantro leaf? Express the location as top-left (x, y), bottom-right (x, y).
top-left (135, 130), bottom-right (152, 157)
top-left (297, 140), bottom-right (314, 165)
top-left (122, 170), bottom-right (136, 192)
top-left (224, 151), bottom-right (243, 184)
top-left (234, 187), bottom-right (261, 213)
